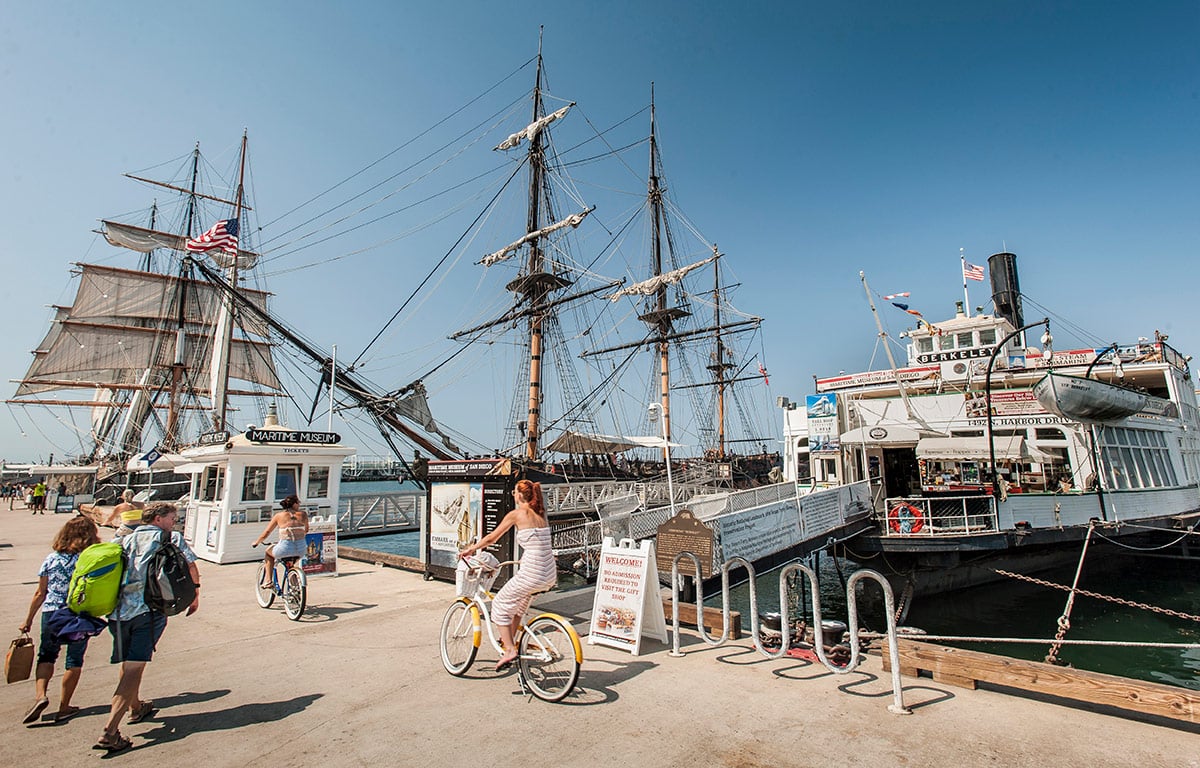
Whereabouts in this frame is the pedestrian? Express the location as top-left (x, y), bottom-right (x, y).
top-left (19, 515), bottom-right (102, 725)
top-left (32, 481), bottom-right (47, 513)
top-left (111, 489), bottom-right (143, 538)
top-left (95, 503), bottom-right (200, 753)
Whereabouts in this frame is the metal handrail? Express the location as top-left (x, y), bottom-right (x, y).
top-left (881, 494), bottom-right (998, 535)
top-left (668, 552), bottom-right (910, 715)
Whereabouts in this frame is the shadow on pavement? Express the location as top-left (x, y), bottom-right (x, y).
top-left (301, 602), bottom-right (377, 622)
top-left (133, 693), bottom-right (324, 747)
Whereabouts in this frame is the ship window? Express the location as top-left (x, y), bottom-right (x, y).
top-left (242, 466), bottom-right (268, 501)
top-left (1130, 448), bottom-right (1152, 488)
top-left (978, 328), bottom-right (997, 345)
top-left (938, 335), bottom-right (955, 351)
top-left (197, 466), bottom-right (224, 502)
top-left (916, 337), bottom-right (934, 354)
top-left (307, 466), bottom-right (330, 499)
top-left (275, 464), bottom-right (301, 499)
top-left (956, 332), bottom-right (973, 348)
top-left (1035, 428), bottom-right (1066, 441)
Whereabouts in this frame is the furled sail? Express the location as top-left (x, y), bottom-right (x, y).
top-left (494, 104), bottom-right (574, 151)
top-left (480, 208), bottom-right (591, 266)
top-left (102, 221), bottom-right (260, 270)
top-left (607, 255), bottom-right (718, 301)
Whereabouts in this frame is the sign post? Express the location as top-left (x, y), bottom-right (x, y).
top-left (588, 537), bottom-right (667, 655)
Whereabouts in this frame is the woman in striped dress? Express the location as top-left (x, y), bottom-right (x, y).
top-left (460, 479), bottom-right (556, 671)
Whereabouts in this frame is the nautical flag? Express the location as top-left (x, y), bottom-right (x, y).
top-left (892, 302), bottom-right (913, 312)
top-left (758, 363), bottom-right (770, 386)
top-left (186, 218), bottom-right (239, 254)
top-left (883, 292), bottom-right (910, 300)
top-left (962, 261), bottom-right (985, 282)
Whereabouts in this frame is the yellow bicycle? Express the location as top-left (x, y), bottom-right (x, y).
top-left (439, 555), bottom-right (582, 702)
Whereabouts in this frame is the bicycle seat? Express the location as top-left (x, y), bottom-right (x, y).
top-left (281, 556), bottom-right (301, 566)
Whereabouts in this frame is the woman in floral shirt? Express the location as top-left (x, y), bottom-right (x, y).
top-left (19, 515), bottom-right (100, 724)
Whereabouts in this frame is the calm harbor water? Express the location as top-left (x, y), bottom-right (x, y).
top-left (341, 487), bottom-right (1199, 691)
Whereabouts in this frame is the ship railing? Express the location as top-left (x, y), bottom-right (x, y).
top-left (882, 494), bottom-right (998, 535)
top-left (667, 553), bottom-right (910, 715)
top-left (541, 478), bottom-right (709, 517)
top-left (550, 480), bottom-right (803, 572)
top-left (337, 490), bottom-right (424, 534)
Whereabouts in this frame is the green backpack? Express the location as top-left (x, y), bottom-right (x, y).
top-left (67, 542), bottom-right (125, 618)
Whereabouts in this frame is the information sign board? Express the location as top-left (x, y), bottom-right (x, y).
top-left (302, 516), bottom-right (338, 577)
top-left (655, 510), bottom-right (713, 578)
top-left (588, 538), bottom-right (667, 655)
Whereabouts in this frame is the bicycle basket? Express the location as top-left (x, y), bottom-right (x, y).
top-left (455, 551), bottom-right (500, 596)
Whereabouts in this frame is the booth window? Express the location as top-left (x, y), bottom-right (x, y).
top-left (275, 464), bottom-right (301, 498)
top-left (307, 466), bottom-right (330, 499)
top-left (197, 466), bottom-right (225, 502)
top-left (242, 466), bottom-right (268, 501)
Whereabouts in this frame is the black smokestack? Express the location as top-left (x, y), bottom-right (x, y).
top-left (988, 252), bottom-right (1023, 329)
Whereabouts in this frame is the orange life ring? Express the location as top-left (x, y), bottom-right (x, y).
top-left (887, 503), bottom-right (925, 534)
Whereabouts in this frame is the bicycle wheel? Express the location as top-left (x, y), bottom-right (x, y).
top-left (439, 600), bottom-right (479, 676)
top-left (255, 562), bottom-right (275, 608)
top-left (283, 568), bottom-right (306, 620)
top-left (518, 616), bottom-right (580, 702)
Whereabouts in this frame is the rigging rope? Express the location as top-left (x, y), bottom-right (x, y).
top-left (1043, 521), bottom-right (1096, 665)
top-left (349, 162), bottom-right (526, 371)
top-left (257, 56), bottom-right (535, 235)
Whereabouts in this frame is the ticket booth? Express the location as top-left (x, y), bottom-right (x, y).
top-left (424, 458), bottom-right (517, 583)
top-left (178, 415), bottom-right (355, 567)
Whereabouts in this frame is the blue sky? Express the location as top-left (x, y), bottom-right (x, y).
top-left (1, 1), bottom-right (1197, 463)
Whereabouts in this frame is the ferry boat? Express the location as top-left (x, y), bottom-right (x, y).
top-left (781, 252), bottom-right (1200, 595)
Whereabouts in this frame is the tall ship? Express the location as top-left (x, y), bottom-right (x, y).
top-left (436, 46), bottom-right (777, 495)
top-left (781, 251), bottom-right (1200, 595)
top-left (8, 136), bottom-right (462, 505)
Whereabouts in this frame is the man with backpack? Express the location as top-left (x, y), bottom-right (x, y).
top-left (95, 503), bottom-right (199, 753)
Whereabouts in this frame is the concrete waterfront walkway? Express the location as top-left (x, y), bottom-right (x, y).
top-left (3, 506), bottom-right (1198, 767)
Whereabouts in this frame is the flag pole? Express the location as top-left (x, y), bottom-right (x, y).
top-left (960, 248), bottom-right (970, 317)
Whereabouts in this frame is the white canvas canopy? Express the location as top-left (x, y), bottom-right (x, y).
top-left (545, 430), bottom-right (682, 454)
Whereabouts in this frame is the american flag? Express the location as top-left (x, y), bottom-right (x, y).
top-left (186, 218), bottom-right (239, 254)
top-left (962, 261), bottom-right (986, 282)
top-left (883, 292), bottom-right (910, 300)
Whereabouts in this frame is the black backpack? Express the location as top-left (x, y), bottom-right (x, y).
top-left (144, 529), bottom-right (196, 616)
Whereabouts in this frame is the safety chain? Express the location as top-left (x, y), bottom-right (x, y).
top-left (993, 568), bottom-right (1200, 623)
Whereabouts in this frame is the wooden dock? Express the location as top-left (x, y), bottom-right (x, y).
top-left (882, 639), bottom-right (1200, 724)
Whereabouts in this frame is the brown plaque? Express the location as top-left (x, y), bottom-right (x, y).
top-left (655, 510), bottom-right (714, 578)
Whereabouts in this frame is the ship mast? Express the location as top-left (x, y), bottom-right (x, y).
top-left (210, 131), bottom-right (249, 433)
top-left (708, 247), bottom-right (733, 460)
top-left (639, 87), bottom-right (689, 458)
top-left (161, 145), bottom-right (203, 449)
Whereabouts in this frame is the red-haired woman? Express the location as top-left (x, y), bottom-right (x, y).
top-left (19, 515), bottom-right (101, 724)
top-left (460, 479), bottom-right (557, 670)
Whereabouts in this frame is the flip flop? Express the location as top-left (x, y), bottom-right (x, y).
top-left (22, 698), bottom-right (49, 725)
top-left (54, 706), bottom-right (81, 723)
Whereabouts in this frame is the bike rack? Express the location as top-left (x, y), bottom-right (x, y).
top-left (669, 551), bottom-right (910, 715)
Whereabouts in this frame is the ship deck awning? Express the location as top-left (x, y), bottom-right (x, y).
top-left (915, 436), bottom-right (1051, 463)
top-left (840, 425), bottom-right (926, 445)
top-left (544, 430), bottom-right (682, 454)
